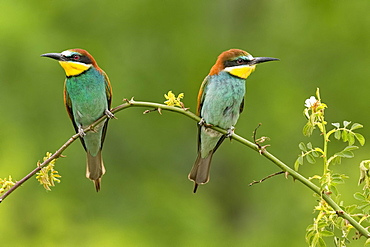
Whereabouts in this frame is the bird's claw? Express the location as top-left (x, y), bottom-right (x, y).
top-left (226, 126), bottom-right (235, 138)
top-left (78, 126), bottom-right (86, 138)
top-left (105, 109), bottom-right (116, 119)
top-left (198, 118), bottom-right (213, 128)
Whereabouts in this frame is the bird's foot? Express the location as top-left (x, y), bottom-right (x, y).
top-left (105, 109), bottom-right (116, 119)
top-left (78, 126), bottom-right (86, 138)
top-left (226, 126), bottom-right (235, 139)
top-left (198, 118), bottom-right (213, 128)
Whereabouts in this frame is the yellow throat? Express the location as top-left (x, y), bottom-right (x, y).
top-left (59, 61), bottom-right (91, 77)
top-left (225, 65), bottom-right (256, 79)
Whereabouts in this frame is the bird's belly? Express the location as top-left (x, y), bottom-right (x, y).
top-left (74, 103), bottom-right (106, 126)
top-left (72, 95), bottom-right (108, 126)
top-left (201, 75), bottom-right (245, 129)
top-left (202, 92), bottom-right (244, 129)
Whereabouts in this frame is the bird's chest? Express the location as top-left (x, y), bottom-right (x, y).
top-left (201, 75), bottom-right (245, 128)
top-left (65, 74), bottom-right (107, 126)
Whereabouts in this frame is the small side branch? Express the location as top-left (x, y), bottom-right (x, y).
top-left (249, 171), bottom-right (285, 186)
top-left (253, 123), bottom-right (270, 154)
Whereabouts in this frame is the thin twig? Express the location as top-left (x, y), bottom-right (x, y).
top-left (249, 171), bottom-right (285, 186)
top-left (252, 123), bottom-right (270, 154)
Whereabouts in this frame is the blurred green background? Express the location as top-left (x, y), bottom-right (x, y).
top-left (1, 0), bottom-right (370, 246)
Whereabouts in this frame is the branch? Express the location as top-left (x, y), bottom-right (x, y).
top-left (0, 98), bottom-right (369, 239)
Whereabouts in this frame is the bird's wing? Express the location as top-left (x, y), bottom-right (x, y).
top-left (196, 76), bottom-right (211, 152)
top-left (100, 71), bottom-right (113, 148)
top-left (64, 80), bottom-right (87, 151)
top-left (103, 71), bottom-right (113, 109)
top-left (196, 75), bottom-right (210, 116)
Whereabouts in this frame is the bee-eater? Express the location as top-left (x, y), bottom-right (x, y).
top-left (189, 49), bottom-right (278, 193)
top-left (41, 49), bottom-right (113, 191)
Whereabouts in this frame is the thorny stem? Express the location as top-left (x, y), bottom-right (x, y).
top-left (0, 99), bottom-right (369, 239)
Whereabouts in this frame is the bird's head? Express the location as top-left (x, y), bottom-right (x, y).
top-left (209, 49), bottom-right (279, 79)
top-left (41, 49), bottom-right (100, 77)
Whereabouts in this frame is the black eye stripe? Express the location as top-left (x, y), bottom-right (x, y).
top-left (224, 58), bottom-right (250, 68)
top-left (65, 54), bottom-right (92, 64)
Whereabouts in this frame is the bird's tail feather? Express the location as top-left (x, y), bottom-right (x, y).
top-left (86, 150), bottom-right (106, 192)
top-left (188, 152), bottom-right (214, 193)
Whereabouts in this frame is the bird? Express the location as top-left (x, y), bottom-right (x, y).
top-left (188, 49), bottom-right (279, 193)
top-left (41, 49), bottom-right (113, 191)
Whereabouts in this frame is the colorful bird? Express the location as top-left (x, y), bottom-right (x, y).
top-left (41, 49), bottom-right (113, 191)
top-left (189, 49), bottom-right (278, 193)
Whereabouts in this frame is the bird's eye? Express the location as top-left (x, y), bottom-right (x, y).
top-left (72, 54), bottom-right (80, 60)
top-left (236, 58), bottom-right (244, 64)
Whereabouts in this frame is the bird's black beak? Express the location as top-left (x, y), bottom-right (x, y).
top-left (251, 57), bottom-right (279, 65)
top-left (40, 53), bottom-right (64, 61)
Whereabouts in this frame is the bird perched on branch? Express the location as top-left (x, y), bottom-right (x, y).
top-left (41, 49), bottom-right (113, 191)
top-left (188, 49), bottom-right (278, 193)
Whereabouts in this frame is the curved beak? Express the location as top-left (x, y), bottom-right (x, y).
top-left (40, 53), bottom-right (64, 61)
top-left (251, 57), bottom-right (279, 65)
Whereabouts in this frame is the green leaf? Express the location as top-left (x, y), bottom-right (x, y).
top-left (358, 203), bottom-right (370, 214)
top-left (343, 120), bottom-right (351, 128)
top-left (317, 221), bottom-right (328, 229)
top-left (332, 122), bottom-right (340, 128)
top-left (303, 123), bottom-right (314, 136)
top-left (307, 142), bottom-right (313, 150)
top-left (336, 146), bottom-right (359, 158)
top-left (345, 204), bottom-right (357, 214)
top-left (306, 224), bottom-right (315, 232)
top-left (347, 132), bottom-right (355, 146)
top-left (294, 157), bottom-right (302, 171)
top-left (320, 230), bottom-right (334, 237)
top-left (298, 155), bottom-right (304, 164)
top-left (317, 236), bottom-right (326, 247)
top-left (343, 145), bottom-right (359, 151)
top-left (354, 133), bottom-right (365, 146)
top-left (332, 174), bottom-right (346, 184)
top-left (334, 130), bottom-right (341, 140)
top-left (341, 150), bottom-right (354, 158)
top-left (306, 153), bottom-right (316, 164)
top-left (330, 185), bottom-right (339, 196)
top-left (351, 122), bottom-right (363, 130)
top-left (299, 142), bottom-right (307, 152)
top-left (332, 156), bottom-right (342, 165)
top-left (312, 150), bottom-right (319, 157)
top-left (354, 192), bottom-right (365, 201)
top-left (342, 130), bottom-right (348, 142)
top-left (365, 237), bottom-right (370, 246)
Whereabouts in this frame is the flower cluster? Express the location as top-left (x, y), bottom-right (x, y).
top-left (303, 88), bottom-right (327, 136)
top-left (164, 91), bottom-right (184, 107)
top-left (0, 176), bottom-right (15, 195)
top-left (35, 152), bottom-right (61, 191)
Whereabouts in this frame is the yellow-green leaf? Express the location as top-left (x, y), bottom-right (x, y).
top-left (354, 133), bottom-right (365, 146)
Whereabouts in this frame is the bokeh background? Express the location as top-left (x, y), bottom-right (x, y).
top-left (1, 0), bottom-right (370, 246)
